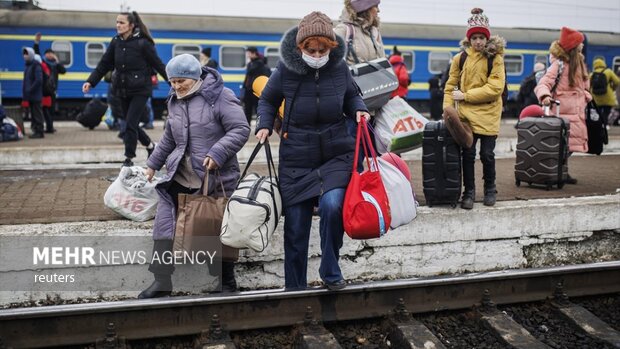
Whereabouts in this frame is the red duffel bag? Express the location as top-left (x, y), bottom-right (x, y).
top-left (343, 118), bottom-right (392, 239)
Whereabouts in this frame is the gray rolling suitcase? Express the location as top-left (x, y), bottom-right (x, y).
top-left (515, 101), bottom-right (569, 190)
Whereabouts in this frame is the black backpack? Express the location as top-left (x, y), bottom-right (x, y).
top-left (591, 69), bottom-right (608, 95)
top-left (459, 51), bottom-right (508, 104)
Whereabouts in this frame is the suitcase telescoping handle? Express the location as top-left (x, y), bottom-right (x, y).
top-left (543, 99), bottom-right (561, 117)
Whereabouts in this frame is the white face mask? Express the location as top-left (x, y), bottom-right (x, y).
top-left (302, 52), bottom-right (329, 69)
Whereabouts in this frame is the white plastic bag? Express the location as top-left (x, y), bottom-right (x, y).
top-left (376, 157), bottom-right (417, 229)
top-left (103, 166), bottom-right (160, 222)
top-left (375, 97), bottom-right (429, 154)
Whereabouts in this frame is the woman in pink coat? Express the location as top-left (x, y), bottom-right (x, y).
top-left (535, 26), bottom-right (591, 184)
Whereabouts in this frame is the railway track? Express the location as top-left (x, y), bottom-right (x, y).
top-left (1, 261), bottom-right (619, 348)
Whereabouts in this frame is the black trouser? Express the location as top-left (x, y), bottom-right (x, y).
top-left (120, 95), bottom-right (151, 159)
top-left (243, 93), bottom-right (258, 125)
top-left (599, 106), bottom-right (612, 126)
top-left (462, 134), bottom-right (497, 192)
top-left (43, 106), bottom-right (54, 132)
top-left (28, 101), bottom-right (44, 134)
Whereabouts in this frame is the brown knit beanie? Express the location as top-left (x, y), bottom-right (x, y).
top-left (296, 11), bottom-right (336, 45)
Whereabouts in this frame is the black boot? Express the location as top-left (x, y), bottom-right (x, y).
top-left (139, 240), bottom-right (174, 299)
top-left (210, 261), bottom-right (238, 293)
top-left (138, 273), bottom-right (172, 299)
top-left (461, 188), bottom-right (475, 210)
top-left (483, 183), bottom-right (497, 206)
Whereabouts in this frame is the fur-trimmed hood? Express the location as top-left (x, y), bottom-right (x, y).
top-left (279, 26), bottom-right (346, 76)
top-left (339, 7), bottom-right (379, 31)
top-left (549, 41), bottom-right (570, 62)
top-left (459, 35), bottom-right (506, 58)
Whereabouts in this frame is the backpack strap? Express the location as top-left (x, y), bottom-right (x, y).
top-left (550, 60), bottom-right (564, 96)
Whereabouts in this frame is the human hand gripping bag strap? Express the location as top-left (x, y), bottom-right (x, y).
top-left (220, 141), bottom-right (282, 252)
top-left (343, 118), bottom-right (392, 239)
top-left (173, 170), bottom-right (239, 262)
top-left (103, 166), bottom-right (160, 222)
top-left (367, 122), bottom-right (418, 229)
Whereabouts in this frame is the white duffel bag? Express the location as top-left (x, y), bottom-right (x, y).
top-left (376, 153), bottom-right (417, 229)
top-left (103, 166), bottom-right (159, 222)
top-left (220, 142), bottom-right (282, 252)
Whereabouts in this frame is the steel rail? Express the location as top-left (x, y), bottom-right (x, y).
top-left (1, 261), bottom-right (619, 348)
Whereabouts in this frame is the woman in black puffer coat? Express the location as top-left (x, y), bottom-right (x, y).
top-left (256, 11), bottom-right (369, 291)
top-left (83, 11), bottom-right (168, 167)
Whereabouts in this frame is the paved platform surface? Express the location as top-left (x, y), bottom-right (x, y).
top-left (1, 155), bottom-right (618, 225)
top-left (4, 120), bottom-right (620, 148)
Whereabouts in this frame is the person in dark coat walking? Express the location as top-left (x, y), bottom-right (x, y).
top-left (141, 54), bottom-right (250, 299)
top-left (243, 46), bottom-right (270, 124)
top-left (428, 74), bottom-right (443, 120)
top-left (83, 11), bottom-right (168, 167)
top-left (256, 11), bottom-right (369, 291)
top-left (22, 47), bottom-right (45, 138)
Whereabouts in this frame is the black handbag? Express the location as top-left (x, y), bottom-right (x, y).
top-left (586, 101), bottom-right (607, 155)
top-left (349, 58), bottom-right (399, 111)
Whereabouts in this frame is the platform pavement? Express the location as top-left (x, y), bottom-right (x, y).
top-left (0, 154), bottom-right (619, 225)
top-left (2, 120), bottom-right (620, 168)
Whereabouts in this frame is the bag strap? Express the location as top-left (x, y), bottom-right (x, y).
top-left (238, 141), bottom-right (278, 185)
top-left (345, 23), bottom-right (360, 64)
top-left (282, 80), bottom-right (303, 139)
top-left (202, 169), bottom-right (226, 197)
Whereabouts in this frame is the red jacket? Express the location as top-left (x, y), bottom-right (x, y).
top-left (389, 55), bottom-right (410, 98)
top-left (41, 61), bottom-right (52, 107)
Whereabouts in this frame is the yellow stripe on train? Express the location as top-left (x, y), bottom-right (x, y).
top-left (0, 71), bottom-right (521, 92)
top-left (0, 34), bottom-right (547, 55)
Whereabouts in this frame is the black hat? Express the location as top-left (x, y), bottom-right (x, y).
top-left (201, 47), bottom-right (211, 57)
top-left (246, 46), bottom-right (258, 54)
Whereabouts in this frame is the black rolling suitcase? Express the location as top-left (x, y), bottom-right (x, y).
top-left (422, 121), bottom-right (462, 207)
top-left (586, 102), bottom-right (607, 155)
top-left (515, 101), bottom-right (569, 190)
top-left (77, 98), bottom-right (107, 130)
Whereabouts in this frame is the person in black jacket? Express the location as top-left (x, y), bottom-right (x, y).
top-left (33, 32), bottom-right (67, 133)
top-left (200, 47), bottom-right (218, 70)
top-left (22, 47), bottom-right (45, 138)
top-left (83, 11), bottom-right (168, 167)
top-left (256, 11), bottom-right (369, 291)
top-left (243, 46), bottom-right (270, 124)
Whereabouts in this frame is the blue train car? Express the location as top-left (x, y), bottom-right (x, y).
top-left (1, 9), bottom-right (619, 118)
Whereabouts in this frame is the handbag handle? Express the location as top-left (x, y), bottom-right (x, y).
top-left (202, 169), bottom-right (227, 197)
top-left (238, 141), bottom-right (279, 186)
top-left (352, 118), bottom-right (379, 173)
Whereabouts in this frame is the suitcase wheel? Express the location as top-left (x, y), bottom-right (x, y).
top-left (515, 179), bottom-right (521, 187)
top-left (558, 182), bottom-right (565, 189)
top-left (546, 184), bottom-right (552, 191)
top-left (89, 126), bottom-right (95, 130)
top-left (450, 202), bottom-right (457, 209)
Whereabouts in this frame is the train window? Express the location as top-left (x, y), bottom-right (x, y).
top-left (401, 51), bottom-right (415, 73)
top-left (428, 51), bottom-right (451, 74)
top-left (613, 56), bottom-right (620, 75)
top-left (51, 41), bottom-right (72, 67)
top-left (172, 44), bottom-right (200, 60)
top-left (535, 55), bottom-right (548, 67)
top-left (220, 46), bottom-right (246, 69)
top-left (85, 42), bottom-right (105, 68)
top-left (265, 47), bottom-right (280, 69)
top-left (504, 54), bottom-right (523, 76)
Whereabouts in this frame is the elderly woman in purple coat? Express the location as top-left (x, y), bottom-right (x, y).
top-left (141, 54), bottom-right (250, 299)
